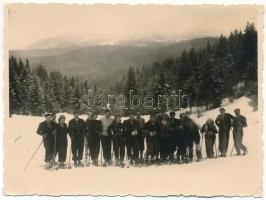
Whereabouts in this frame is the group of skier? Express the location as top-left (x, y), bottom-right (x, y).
top-left (36, 107), bottom-right (248, 170)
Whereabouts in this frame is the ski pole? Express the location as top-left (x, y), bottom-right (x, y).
top-left (24, 140), bottom-right (43, 171)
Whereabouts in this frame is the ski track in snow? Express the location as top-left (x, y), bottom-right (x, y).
top-left (3, 97), bottom-right (262, 196)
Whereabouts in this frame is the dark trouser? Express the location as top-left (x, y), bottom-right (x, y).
top-left (168, 135), bottom-right (176, 161)
top-left (176, 134), bottom-right (185, 160)
top-left (43, 135), bottom-right (55, 163)
top-left (137, 134), bottom-right (145, 159)
top-left (100, 135), bottom-right (112, 162)
top-left (185, 140), bottom-right (194, 161)
top-left (233, 129), bottom-right (247, 154)
top-left (146, 136), bottom-right (159, 159)
top-left (89, 134), bottom-right (100, 161)
top-left (113, 135), bottom-right (125, 162)
top-left (126, 136), bottom-right (139, 162)
top-left (56, 136), bottom-right (67, 162)
top-left (218, 129), bottom-right (230, 156)
top-left (71, 136), bottom-right (84, 161)
top-left (159, 137), bottom-right (170, 161)
top-left (205, 134), bottom-right (216, 158)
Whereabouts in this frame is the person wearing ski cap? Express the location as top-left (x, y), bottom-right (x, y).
top-left (232, 108), bottom-right (248, 155)
top-left (100, 109), bottom-right (113, 166)
top-left (143, 113), bottom-right (159, 165)
top-left (176, 113), bottom-right (186, 163)
top-left (201, 118), bottom-right (218, 158)
top-left (123, 112), bottom-right (139, 165)
top-left (136, 111), bottom-right (145, 165)
top-left (168, 111), bottom-right (178, 163)
top-left (215, 108), bottom-right (234, 157)
top-left (36, 112), bottom-right (56, 169)
top-left (50, 112), bottom-right (58, 164)
top-left (68, 110), bottom-right (86, 167)
top-left (158, 113), bottom-right (171, 163)
top-left (108, 115), bottom-right (126, 166)
top-left (182, 113), bottom-right (202, 163)
top-left (88, 112), bottom-right (102, 166)
top-left (84, 111), bottom-right (92, 166)
top-left (55, 115), bottom-right (68, 168)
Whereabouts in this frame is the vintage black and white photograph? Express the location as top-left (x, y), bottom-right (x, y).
top-left (3, 3), bottom-right (263, 196)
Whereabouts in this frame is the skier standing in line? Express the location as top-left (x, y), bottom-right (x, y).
top-left (100, 110), bottom-right (113, 166)
top-left (68, 111), bottom-right (86, 167)
top-left (158, 113), bottom-right (171, 164)
top-left (215, 108), bottom-right (234, 157)
top-left (108, 115), bottom-right (126, 167)
top-left (136, 111), bottom-right (145, 165)
top-left (201, 118), bottom-right (218, 158)
top-left (123, 113), bottom-right (139, 166)
top-left (143, 113), bottom-right (159, 165)
top-left (232, 108), bottom-right (248, 156)
top-left (88, 112), bottom-right (102, 166)
top-left (55, 115), bottom-right (68, 168)
top-left (84, 111), bottom-right (92, 166)
top-left (168, 111), bottom-right (178, 163)
top-left (36, 113), bottom-right (56, 169)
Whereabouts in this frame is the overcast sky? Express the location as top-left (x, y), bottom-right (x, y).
top-left (6, 4), bottom-right (262, 50)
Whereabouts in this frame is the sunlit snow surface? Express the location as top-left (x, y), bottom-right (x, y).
top-left (4, 97), bottom-right (262, 196)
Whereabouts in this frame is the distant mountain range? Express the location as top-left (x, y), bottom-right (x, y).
top-left (10, 37), bottom-right (217, 88)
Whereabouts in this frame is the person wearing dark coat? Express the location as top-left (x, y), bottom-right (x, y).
top-left (181, 114), bottom-right (202, 162)
top-left (215, 108), bottom-right (234, 157)
top-left (36, 113), bottom-right (56, 169)
top-left (123, 113), bottom-right (139, 165)
top-left (108, 115), bottom-right (126, 166)
top-left (232, 108), bottom-right (248, 155)
top-left (168, 111), bottom-right (178, 162)
top-left (68, 111), bottom-right (86, 166)
top-left (87, 112), bottom-right (102, 166)
top-left (136, 111), bottom-right (145, 163)
top-left (158, 113), bottom-right (171, 163)
top-left (201, 118), bottom-right (218, 158)
top-left (55, 115), bottom-right (68, 167)
top-left (176, 114), bottom-right (185, 163)
top-left (143, 114), bottom-right (159, 164)
top-left (84, 111), bottom-right (92, 165)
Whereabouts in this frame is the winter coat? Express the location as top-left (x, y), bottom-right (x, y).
top-left (215, 113), bottom-right (234, 131)
top-left (201, 123), bottom-right (218, 135)
top-left (36, 120), bottom-right (55, 138)
top-left (123, 119), bottom-right (139, 138)
top-left (158, 119), bottom-right (171, 138)
top-left (56, 123), bottom-right (68, 139)
top-left (144, 120), bottom-right (159, 138)
top-left (88, 119), bottom-right (103, 136)
top-left (108, 122), bottom-right (125, 138)
top-left (232, 115), bottom-right (247, 130)
top-left (68, 118), bottom-right (85, 138)
top-left (168, 118), bottom-right (179, 137)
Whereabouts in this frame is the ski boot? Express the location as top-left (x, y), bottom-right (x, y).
top-left (103, 161), bottom-right (108, 167)
top-left (242, 149), bottom-right (248, 156)
top-left (115, 160), bottom-right (120, 166)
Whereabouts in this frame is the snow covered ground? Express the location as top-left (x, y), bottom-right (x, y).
top-left (3, 97), bottom-right (262, 196)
